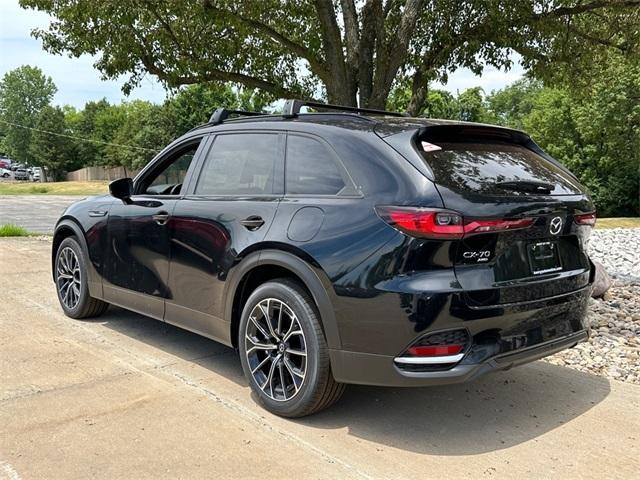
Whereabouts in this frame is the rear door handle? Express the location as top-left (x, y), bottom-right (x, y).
top-left (240, 216), bottom-right (265, 231)
top-left (152, 212), bottom-right (170, 225)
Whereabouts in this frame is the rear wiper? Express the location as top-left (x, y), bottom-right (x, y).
top-left (495, 180), bottom-right (555, 194)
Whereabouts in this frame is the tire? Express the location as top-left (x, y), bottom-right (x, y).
top-left (54, 237), bottom-right (109, 319)
top-left (238, 278), bottom-right (345, 417)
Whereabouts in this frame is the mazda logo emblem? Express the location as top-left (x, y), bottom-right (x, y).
top-left (549, 216), bottom-right (563, 235)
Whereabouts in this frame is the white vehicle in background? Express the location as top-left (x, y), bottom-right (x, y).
top-left (32, 167), bottom-right (42, 182)
top-left (1, 167), bottom-right (11, 178)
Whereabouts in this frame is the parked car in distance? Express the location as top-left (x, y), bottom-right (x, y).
top-left (0, 158), bottom-right (11, 170)
top-left (32, 167), bottom-right (41, 182)
top-left (10, 163), bottom-right (24, 171)
top-left (13, 168), bottom-right (29, 181)
top-left (0, 168), bottom-right (11, 178)
top-left (52, 100), bottom-right (596, 417)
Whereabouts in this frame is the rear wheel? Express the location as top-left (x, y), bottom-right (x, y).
top-left (238, 279), bottom-right (345, 417)
top-left (55, 237), bottom-right (108, 319)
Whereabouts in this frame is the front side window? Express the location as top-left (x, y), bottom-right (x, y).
top-left (141, 141), bottom-right (201, 195)
top-left (195, 133), bottom-right (281, 195)
top-left (286, 135), bottom-right (346, 195)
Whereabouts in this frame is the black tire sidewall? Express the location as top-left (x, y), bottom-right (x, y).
top-left (55, 237), bottom-right (91, 318)
top-left (238, 280), bottom-right (328, 417)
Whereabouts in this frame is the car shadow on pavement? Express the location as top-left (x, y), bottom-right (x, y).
top-left (98, 306), bottom-right (611, 456)
top-left (95, 306), bottom-right (247, 386)
top-left (299, 363), bottom-right (611, 455)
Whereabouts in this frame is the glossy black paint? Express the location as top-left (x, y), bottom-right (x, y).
top-left (53, 113), bottom-right (594, 387)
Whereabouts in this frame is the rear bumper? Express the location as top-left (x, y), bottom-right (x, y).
top-left (330, 329), bottom-right (588, 387)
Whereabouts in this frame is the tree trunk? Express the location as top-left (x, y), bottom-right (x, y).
top-left (407, 70), bottom-right (428, 116)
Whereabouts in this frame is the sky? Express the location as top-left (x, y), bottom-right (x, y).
top-left (1, 0), bottom-right (524, 109)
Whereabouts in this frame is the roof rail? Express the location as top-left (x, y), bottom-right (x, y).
top-left (209, 108), bottom-right (265, 125)
top-left (282, 99), bottom-right (407, 118)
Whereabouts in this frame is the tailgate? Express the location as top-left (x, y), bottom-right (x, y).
top-left (389, 124), bottom-right (594, 304)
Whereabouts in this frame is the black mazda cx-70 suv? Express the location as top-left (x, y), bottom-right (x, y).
top-left (53, 100), bottom-right (596, 417)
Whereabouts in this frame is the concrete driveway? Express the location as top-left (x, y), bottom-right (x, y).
top-left (0, 195), bottom-right (81, 234)
top-left (1, 238), bottom-right (639, 479)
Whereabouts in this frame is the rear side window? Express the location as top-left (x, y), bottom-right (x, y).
top-left (286, 135), bottom-right (346, 195)
top-left (196, 133), bottom-right (281, 195)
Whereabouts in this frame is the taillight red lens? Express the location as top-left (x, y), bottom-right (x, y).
top-left (574, 213), bottom-right (596, 226)
top-left (407, 345), bottom-right (463, 356)
top-left (376, 206), bottom-right (534, 238)
top-left (383, 208), bottom-right (464, 239)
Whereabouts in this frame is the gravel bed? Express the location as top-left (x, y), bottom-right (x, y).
top-left (588, 228), bottom-right (640, 283)
top-left (545, 228), bottom-right (640, 384)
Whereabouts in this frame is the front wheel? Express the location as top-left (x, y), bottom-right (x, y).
top-left (55, 237), bottom-right (108, 319)
top-left (238, 279), bottom-right (345, 417)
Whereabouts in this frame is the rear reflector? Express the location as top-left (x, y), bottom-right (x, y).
top-left (376, 206), bottom-right (534, 239)
top-left (407, 345), bottom-right (463, 356)
top-left (574, 212), bottom-right (596, 226)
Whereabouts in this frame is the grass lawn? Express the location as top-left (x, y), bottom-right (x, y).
top-left (0, 181), bottom-right (109, 196)
top-left (0, 224), bottom-right (29, 237)
top-left (595, 217), bottom-right (640, 229)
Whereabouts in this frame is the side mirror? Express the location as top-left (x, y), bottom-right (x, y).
top-left (109, 177), bottom-right (133, 203)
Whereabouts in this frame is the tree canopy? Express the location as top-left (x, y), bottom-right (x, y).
top-left (0, 65), bottom-right (57, 163)
top-left (20, 1), bottom-right (640, 113)
top-left (29, 105), bottom-right (73, 180)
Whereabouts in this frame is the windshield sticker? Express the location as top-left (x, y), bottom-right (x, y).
top-left (421, 141), bottom-right (442, 152)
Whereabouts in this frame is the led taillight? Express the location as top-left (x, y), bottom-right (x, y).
top-left (407, 345), bottom-right (463, 356)
top-left (574, 212), bottom-right (596, 226)
top-left (376, 206), bottom-right (534, 239)
top-left (382, 208), bottom-right (464, 239)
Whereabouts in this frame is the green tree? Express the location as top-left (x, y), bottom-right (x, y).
top-left (29, 105), bottom-right (73, 180)
top-left (485, 78), bottom-right (543, 129)
top-left (0, 65), bottom-right (57, 164)
top-left (423, 90), bottom-right (458, 119)
top-left (521, 61), bottom-right (639, 216)
top-left (103, 100), bottom-right (170, 170)
top-left (66, 99), bottom-right (112, 167)
top-left (20, 1), bottom-right (640, 113)
top-left (388, 84), bottom-right (488, 121)
top-left (455, 87), bottom-right (492, 123)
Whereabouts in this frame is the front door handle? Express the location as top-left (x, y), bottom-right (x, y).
top-left (152, 212), bottom-right (170, 225)
top-left (240, 216), bottom-right (265, 231)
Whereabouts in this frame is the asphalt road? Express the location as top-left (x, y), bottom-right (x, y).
top-left (0, 195), bottom-right (80, 233)
top-left (1, 238), bottom-right (639, 479)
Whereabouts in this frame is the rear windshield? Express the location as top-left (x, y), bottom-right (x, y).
top-left (419, 140), bottom-right (582, 196)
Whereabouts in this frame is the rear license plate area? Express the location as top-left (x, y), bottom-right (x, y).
top-left (528, 241), bottom-right (562, 275)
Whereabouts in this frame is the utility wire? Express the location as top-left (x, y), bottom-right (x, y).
top-left (0, 118), bottom-right (158, 152)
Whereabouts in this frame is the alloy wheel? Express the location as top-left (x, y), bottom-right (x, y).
top-left (56, 246), bottom-right (81, 310)
top-left (244, 298), bottom-right (307, 401)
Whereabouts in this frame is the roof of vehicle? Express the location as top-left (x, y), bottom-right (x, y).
top-left (188, 112), bottom-right (526, 139)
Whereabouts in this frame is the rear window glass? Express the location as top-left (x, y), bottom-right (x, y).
top-left (419, 141), bottom-right (582, 195)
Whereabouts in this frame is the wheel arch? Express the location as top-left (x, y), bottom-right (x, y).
top-left (52, 218), bottom-right (102, 299)
top-left (225, 247), bottom-right (340, 351)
